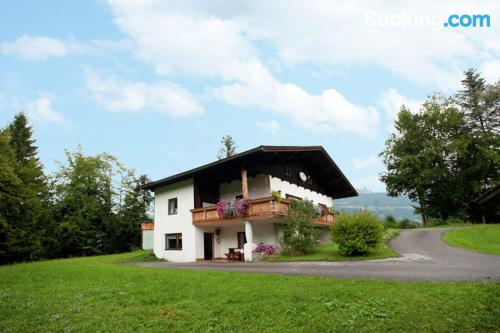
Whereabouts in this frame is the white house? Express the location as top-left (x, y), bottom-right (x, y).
top-left (142, 146), bottom-right (357, 262)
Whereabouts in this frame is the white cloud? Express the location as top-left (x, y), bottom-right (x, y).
top-left (1, 35), bottom-right (132, 60)
top-left (106, 1), bottom-right (380, 136)
top-left (90, 39), bottom-right (133, 52)
top-left (480, 59), bottom-right (500, 83)
top-left (108, 0), bottom-right (381, 136)
top-left (214, 60), bottom-right (379, 137)
top-left (107, 1), bottom-right (500, 90)
top-left (350, 174), bottom-right (386, 193)
top-left (379, 89), bottom-right (423, 120)
top-left (26, 94), bottom-right (69, 125)
top-left (255, 120), bottom-right (281, 136)
top-left (105, 1), bottom-right (499, 137)
top-left (352, 154), bottom-right (380, 170)
top-left (1, 35), bottom-right (80, 60)
top-left (108, 1), bottom-right (255, 76)
top-left (85, 70), bottom-right (204, 117)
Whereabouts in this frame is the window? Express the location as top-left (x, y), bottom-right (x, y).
top-left (237, 232), bottom-right (247, 249)
top-left (168, 198), bottom-right (178, 215)
top-left (165, 233), bottom-right (182, 250)
top-left (285, 167), bottom-right (292, 176)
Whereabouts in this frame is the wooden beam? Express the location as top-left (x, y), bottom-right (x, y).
top-left (241, 166), bottom-right (249, 199)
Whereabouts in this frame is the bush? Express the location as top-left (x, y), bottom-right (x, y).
top-left (397, 218), bottom-right (417, 229)
top-left (271, 190), bottom-right (282, 202)
top-left (383, 215), bottom-right (398, 229)
top-left (429, 217), bottom-right (466, 226)
top-left (330, 210), bottom-right (384, 256)
top-left (445, 217), bottom-right (466, 225)
top-left (280, 199), bottom-right (320, 255)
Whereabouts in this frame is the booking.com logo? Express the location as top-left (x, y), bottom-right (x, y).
top-left (365, 11), bottom-right (491, 29)
top-left (443, 14), bottom-right (490, 28)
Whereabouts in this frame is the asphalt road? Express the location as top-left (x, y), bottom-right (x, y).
top-left (134, 228), bottom-right (500, 281)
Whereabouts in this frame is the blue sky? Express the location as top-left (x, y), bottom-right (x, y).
top-left (0, 1), bottom-right (498, 192)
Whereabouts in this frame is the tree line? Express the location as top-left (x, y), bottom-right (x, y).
top-left (380, 69), bottom-right (499, 225)
top-left (0, 113), bottom-right (152, 264)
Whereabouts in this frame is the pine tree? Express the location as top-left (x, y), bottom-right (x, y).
top-left (112, 174), bottom-right (153, 252)
top-left (217, 135), bottom-right (237, 160)
top-left (0, 114), bottom-right (46, 262)
top-left (457, 69), bottom-right (499, 134)
top-left (0, 128), bottom-right (43, 263)
top-left (9, 113), bottom-right (39, 164)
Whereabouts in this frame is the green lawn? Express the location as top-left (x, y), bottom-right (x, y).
top-left (1, 252), bottom-right (498, 332)
top-left (266, 242), bottom-right (397, 262)
top-left (443, 224), bottom-right (500, 255)
top-left (267, 229), bottom-right (400, 262)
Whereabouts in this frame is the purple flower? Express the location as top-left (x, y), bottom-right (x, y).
top-left (234, 199), bottom-right (250, 217)
top-left (216, 199), bottom-right (249, 218)
top-left (253, 244), bottom-right (275, 255)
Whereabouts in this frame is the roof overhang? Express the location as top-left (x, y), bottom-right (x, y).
top-left (142, 145), bottom-right (358, 199)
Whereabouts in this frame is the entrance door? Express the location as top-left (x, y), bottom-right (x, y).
top-left (203, 233), bottom-right (214, 260)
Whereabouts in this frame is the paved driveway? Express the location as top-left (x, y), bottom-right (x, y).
top-left (134, 228), bottom-right (500, 281)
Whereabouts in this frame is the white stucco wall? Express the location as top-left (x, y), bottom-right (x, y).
top-left (198, 223), bottom-right (281, 259)
top-left (153, 174), bottom-right (334, 262)
top-left (219, 174), bottom-right (333, 208)
top-left (269, 176), bottom-right (334, 207)
top-left (153, 179), bottom-right (199, 262)
top-left (219, 173), bottom-right (270, 200)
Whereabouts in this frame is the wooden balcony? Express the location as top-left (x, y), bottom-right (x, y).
top-left (191, 196), bottom-right (334, 226)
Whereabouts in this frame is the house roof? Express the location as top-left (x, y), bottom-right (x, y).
top-left (142, 145), bottom-right (358, 199)
top-left (473, 183), bottom-right (500, 206)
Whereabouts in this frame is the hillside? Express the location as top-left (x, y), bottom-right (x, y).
top-left (333, 192), bottom-right (421, 222)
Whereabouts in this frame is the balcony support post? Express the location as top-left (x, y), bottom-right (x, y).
top-left (241, 167), bottom-right (249, 200)
top-left (243, 221), bottom-right (256, 261)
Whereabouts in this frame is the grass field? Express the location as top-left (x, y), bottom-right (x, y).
top-left (443, 224), bottom-right (500, 255)
top-left (266, 242), bottom-right (397, 262)
top-left (267, 228), bottom-right (400, 262)
top-left (1, 251), bottom-right (499, 332)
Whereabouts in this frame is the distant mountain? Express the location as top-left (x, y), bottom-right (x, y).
top-left (333, 192), bottom-right (421, 222)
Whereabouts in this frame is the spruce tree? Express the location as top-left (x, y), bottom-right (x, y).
top-left (0, 129), bottom-right (36, 263)
top-left (9, 114), bottom-right (46, 259)
top-left (217, 135), bottom-right (237, 160)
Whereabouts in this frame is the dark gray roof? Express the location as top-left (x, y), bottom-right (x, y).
top-left (142, 145), bottom-right (358, 199)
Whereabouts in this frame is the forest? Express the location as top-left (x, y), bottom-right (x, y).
top-left (0, 113), bottom-right (152, 264)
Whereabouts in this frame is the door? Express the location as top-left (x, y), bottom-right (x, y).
top-left (237, 232), bottom-right (246, 249)
top-left (204, 233), bottom-right (214, 260)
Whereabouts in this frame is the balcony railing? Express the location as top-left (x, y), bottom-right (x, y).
top-left (191, 196), bottom-right (334, 226)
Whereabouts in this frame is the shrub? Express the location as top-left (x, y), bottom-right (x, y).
top-left (383, 215), bottom-right (398, 229)
top-left (330, 210), bottom-right (384, 256)
top-left (445, 217), bottom-right (466, 225)
top-left (428, 218), bottom-right (446, 226)
top-left (271, 190), bottom-right (282, 202)
top-left (397, 218), bottom-right (417, 229)
top-left (280, 199), bottom-right (320, 255)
